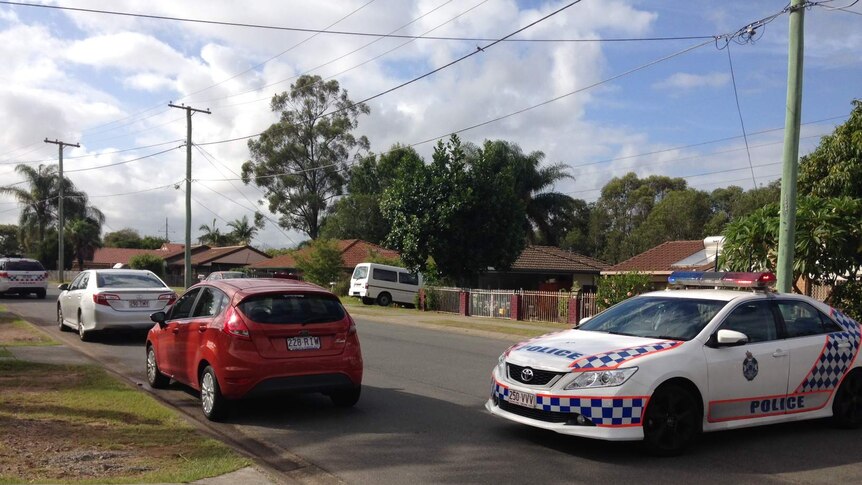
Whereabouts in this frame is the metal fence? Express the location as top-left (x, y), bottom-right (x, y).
top-left (470, 289), bottom-right (514, 319)
top-left (424, 287), bottom-right (462, 314)
top-left (579, 292), bottom-right (599, 322)
top-left (520, 290), bottom-right (571, 323)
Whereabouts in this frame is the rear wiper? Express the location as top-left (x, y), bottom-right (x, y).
top-left (301, 316), bottom-right (335, 325)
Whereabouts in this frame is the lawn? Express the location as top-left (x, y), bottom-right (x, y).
top-left (0, 311), bottom-right (57, 347)
top-left (0, 360), bottom-right (250, 484)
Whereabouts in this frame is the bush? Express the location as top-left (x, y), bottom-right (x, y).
top-left (596, 272), bottom-right (652, 310)
top-left (294, 239), bottom-right (344, 287)
top-left (331, 275), bottom-right (351, 297)
top-left (129, 254), bottom-right (166, 278)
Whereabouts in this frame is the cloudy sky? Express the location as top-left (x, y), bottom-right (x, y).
top-left (0, 0), bottom-right (860, 249)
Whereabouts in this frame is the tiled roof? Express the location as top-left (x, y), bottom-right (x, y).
top-left (250, 239), bottom-right (401, 270)
top-left (604, 240), bottom-right (712, 273)
top-left (189, 246), bottom-right (249, 265)
top-left (509, 245), bottom-right (609, 273)
top-left (90, 247), bottom-right (159, 265)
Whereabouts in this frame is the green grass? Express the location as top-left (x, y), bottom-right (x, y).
top-left (0, 313), bottom-right (58, 347)
top-left (0, 347), bottom-right (10, 358)
top-left (0, 360), bottom-right (249, 484)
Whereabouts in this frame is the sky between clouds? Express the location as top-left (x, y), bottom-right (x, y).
top-left (0, 0), bottom-right (860, 250)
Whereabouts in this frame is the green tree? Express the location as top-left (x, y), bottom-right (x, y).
top-left (589, 173), bottom-right (687, 263)
top-left (198, 219), bottom-right (231, 246)
top-left (140, 235), bottom-right (169, 250)
top-left (31, 229), bottom-right (74, 270)
top-left (227, 214), bottom-right (263, 245)
top-left (559, 200), bottom-right (593, 254)
top-left (799, 99), bottom-right (862, 199)
top-left (321, 146), bottom-right (423, 244)
top-left (129, 253), bottom-right (166, 278)
top-left (627, 189), bottom-right (712, 256)
top-left (0, 163), bottom-right (104, 252)
top-left (242, 75), bottom-right (370, 239)
top-left (294, 238), bottom-right (344, 287)
top-left (721, 196), bottom-right (862, 298)
top-left (104, 228), bottom-right (143, 248)
top-left (382, 135), bottom-right (526, 284)
top-left (596, 273), bottom-right (652, 310)
top-left (703, 182), bottom-right (781, 236)
top-left (0, 224), bottom-right (22, 256)
top-left (65, 218), bottom-right (102, 270)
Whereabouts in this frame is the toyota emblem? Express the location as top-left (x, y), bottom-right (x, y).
top-left (521, 367), bottom-right (534, 382)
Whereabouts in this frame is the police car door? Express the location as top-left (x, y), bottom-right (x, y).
top-left (777, 299), bottom-right (859, 415)
top-left (703, 300), bottom-right (790, 423)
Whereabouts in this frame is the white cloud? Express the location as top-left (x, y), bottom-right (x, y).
top-left (652, 72), bottom-right (730, 90)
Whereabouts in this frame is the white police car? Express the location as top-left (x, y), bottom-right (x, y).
top-left (486, 271), bottom-right (862, 454)
top-left (0, 257), bottom-right (48, 299)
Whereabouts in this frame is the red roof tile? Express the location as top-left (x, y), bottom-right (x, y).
top-left (90, 247), bottom-right (161, 265)
top-left (604, 240), bottom-right (712, 273)
top-left (509, 245), bottom-right (608, 272)
top-left (250, 239), bottom-right (400, 270)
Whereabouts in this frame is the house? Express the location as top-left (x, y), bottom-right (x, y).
top-left (86, 243), bottom-right (271, 284)
top-left (476, 245), bottom-right (609, 291)
top-left (249, 239), bottom-right (401, 276)
top-left (601, 236), bottom-right (724, 287)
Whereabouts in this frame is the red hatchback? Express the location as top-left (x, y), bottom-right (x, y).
top-left (145, 278), bottom-right (363, 420)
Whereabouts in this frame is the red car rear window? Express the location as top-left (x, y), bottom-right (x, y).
top-left (238, 293), bottom-right (346, 324)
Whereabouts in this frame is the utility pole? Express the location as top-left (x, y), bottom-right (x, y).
top-left (168, 103), bottom-right (211, 288)
top-left (776, 0), bottom-right (805, 293)
top-left (165, 217), bottom-right (169, 242)
top-left (44, 138), bottom-right (80, 283)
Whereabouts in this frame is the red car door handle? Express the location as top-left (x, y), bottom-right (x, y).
top-left (198, 326), bottom-right (207, 333)
top-left (171, 328), bottom-right (179, 334)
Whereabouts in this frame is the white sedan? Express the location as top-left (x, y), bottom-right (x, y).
top-left (57, 269), bottom-right (176, 341)
top-left (486, 271), bottom-right (862, 455)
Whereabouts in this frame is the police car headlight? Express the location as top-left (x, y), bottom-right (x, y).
top-left (564, 367), bottom-right (638, 389)
top-left (497, 352), bottom-right (507, 373)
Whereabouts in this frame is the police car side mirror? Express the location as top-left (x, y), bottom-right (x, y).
top-left (709, 329), bottom-right (749, 348)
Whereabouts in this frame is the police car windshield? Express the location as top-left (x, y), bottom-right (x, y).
top-left (578, 296), bottom-right (728, 341)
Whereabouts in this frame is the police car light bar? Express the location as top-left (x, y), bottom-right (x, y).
top-left (667, 271), bottom-right (776, 289)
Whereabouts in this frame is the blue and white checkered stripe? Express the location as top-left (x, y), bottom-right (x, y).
top-left (492, 381), bottom-right (647, 426)
top-left (570, 340), bottom-right (682, 370)
top-left (536, 395), bottom-right (646, 426)
top-left (796, 310), bottom-right (861, 393)
top-left (8, 274), bottom-right (46, 282)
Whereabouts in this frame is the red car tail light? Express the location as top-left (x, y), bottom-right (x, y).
top-left (158, 293), bottom-right (177, 305)
top-left (347, 314), bottom-right (357, 335)
top-left (223, 306), bottom-right (251, 340)
top-left (93, 293), bottom-right (120, 306)
top-left (0, 272), bottom-right (8, 278)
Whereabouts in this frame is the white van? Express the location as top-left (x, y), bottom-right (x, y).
top-left (350, 262), bottom-right (422, 307)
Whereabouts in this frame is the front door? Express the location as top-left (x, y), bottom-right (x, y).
top-left (704, 301), bottom-right (791, 423)
top-left (160, 288), bottom-right (200, 380)
top-left (174, 287), bottom-right (228, 385)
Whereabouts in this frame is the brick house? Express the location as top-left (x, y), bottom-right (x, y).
top-left (249, 239), bottom-right (400, 277)
top-left (601, 237), bottom-right (724, 287)
top-left (477, 245), bottom-right (609, 291)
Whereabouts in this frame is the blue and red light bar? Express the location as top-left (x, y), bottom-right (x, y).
top-left (668, 271), bottom-right (776, 289)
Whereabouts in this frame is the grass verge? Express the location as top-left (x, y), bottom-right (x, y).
top-left (0, 312), bottom-right (57, 347)
top-left (0, 360), bottom-right (249, 484)
top-left (418, 318), bottom-right (569, 338)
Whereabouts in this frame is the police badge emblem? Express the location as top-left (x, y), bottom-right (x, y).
top-left (743, 351), bottom-right (759, 381)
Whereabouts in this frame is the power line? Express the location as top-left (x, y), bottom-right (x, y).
top-left (0, 1), bottom-right (714, 43)
top-left (0, 139), bottom-right (185, 166)
top-left (725, 43), bottom-right (756, 187)
top-left (63, 146), bottom-right (182, 174)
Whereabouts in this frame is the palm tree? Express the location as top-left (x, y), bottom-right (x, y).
top-left (227, 215), bottom-right (258, 245)
top-left (198, 219), bottom-right (226, 246)
top-left (0, 164), bottom-right (105, 252)
top-left (485, 141), bottom-right (575, 244)
top-left (66, 218), bottom-right (102, 270)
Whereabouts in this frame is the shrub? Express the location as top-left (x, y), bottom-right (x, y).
top-left (829, 281), bottom-right (862, 322)
top-left (129, 254), bottom-right (166, 278)
top-left (596, 272), bottom-right (652, 310)
top-left (294, 239), bottom-right (344, 287)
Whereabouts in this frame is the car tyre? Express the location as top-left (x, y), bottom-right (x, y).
top-left (330, 387), bottom-right (361, 407)
top-left (642, 384), bottom-right (700, 456)
top-left (146, 345), bottom-right (170, 389)
top-left (200, 366), bottom-right (228, 421)
top-left (77, 312), bottom-right (92, 342)
top-left (377, 292), bottom-right (392, 307)
top-left (36, 289), bottom-right (46, 299)
top-left (361, 297), bottom-right (375, 305)
top-left (832, 370), bottom-right (862, 429)
top-left (57, 305), bottom-right (69, 332)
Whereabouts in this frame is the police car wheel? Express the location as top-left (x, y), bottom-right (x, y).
top-left (642, 384), bottom-right (700, 456)
top-left (832, 371), bottom-right (862, 429)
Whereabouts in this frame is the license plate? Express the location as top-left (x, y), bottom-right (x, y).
top-left (287, 336), bottom-right (320, 351)
top-left (507, 389), bottom-right (536, 408)
top-left (129, 299), bottom-right (149, 308)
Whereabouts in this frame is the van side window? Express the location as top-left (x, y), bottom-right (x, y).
top-left (373, 269), bottom-right (397, 283)
top-left (399, 272), bottom-right (418, 285)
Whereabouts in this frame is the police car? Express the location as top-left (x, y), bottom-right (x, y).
top-left (0, 257), bottom-right (48, 299)
top-left (486, 271), bottom-right (862, 454)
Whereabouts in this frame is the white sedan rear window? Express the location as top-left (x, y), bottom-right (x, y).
top-left (96, 273), bottom-right (166, 288)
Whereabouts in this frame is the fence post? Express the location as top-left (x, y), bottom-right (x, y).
top-left (459, 290), bottom-right (470, 316)
top-left (419, 288), bottom-right (426, 311)
top-left (511, 292), bottom-right (521, 321)
top-left (568, 293), bottom-right (579, 326)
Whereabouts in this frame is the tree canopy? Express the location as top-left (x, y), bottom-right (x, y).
top-left (799, 99), bottom-right (862, 199)
top-left (242, 74), bottom-right (370, 239)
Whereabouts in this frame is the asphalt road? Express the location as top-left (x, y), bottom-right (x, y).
top-left (4, 289), bottom-right (862, 484)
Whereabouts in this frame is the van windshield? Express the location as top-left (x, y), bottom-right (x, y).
top-left (352, 266), bottom-right (368, 279)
